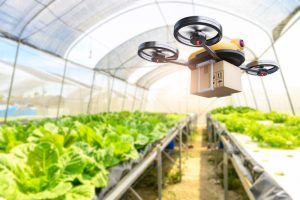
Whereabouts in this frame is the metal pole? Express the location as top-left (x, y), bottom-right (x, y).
top-left (157, 147), bottom-right (162, 200)
top-left (260, 77), bottom-right (272, 112)
top-left (57, 59), bottom-right (68, 118)
top-left (108, 76), bottom-right (115, 112)
top-left (179, 128), bottom-right (182, 181)
top-left (142, 90), bottom-right (148, 112)
top-left (87, 70), bottom-right (97, 114)
top-left (139, 89), bottom-right (145, 111)
top-left (246, 74), bottom-right (258, 109)
top-left (4, 42), bottom-right (20, 122)
top-left (223, 151), bottom-right (229, 200)
top-left (271, 45), bottom-right (295, 115)
top-left (128, 187), bottom-right (143, 200)
top-left (122, 82), bottom-right (128, 111)
top-left (131, 86), bottom-right (138, 111)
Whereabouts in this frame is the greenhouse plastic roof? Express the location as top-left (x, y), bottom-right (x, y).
top-left (0, 0), bottom-right (299, 86)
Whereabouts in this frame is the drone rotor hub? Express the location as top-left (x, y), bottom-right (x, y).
top-left (190, 32), bottom-right (206, 46)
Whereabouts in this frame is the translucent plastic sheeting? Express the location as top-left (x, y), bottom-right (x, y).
top-left (240, 73), bottom-right (257, 109)
top-left (0, 0), bottom-right (142, 56)
top-left (58, 62), bottom-right (94, 116)
top-left (123, 84), bottom-right (136, 111)
top-left (8, 44), bottom-right (65, 118)
top-left (132, 87), bottom-right (144, 111)
top-left (247, 75), bottom-right (271, 112)
top-left (0, 0), bottom-right (298, 59)
top-left (0, 38), bottom-right (16, 120)
top-left (94, 26), bottom-right (174, 79)
top-left (273, 18), bottom-right (300, 115)
top-left (94, 25), bottom-right (256, 85)
top-left (259, 48), bottom-right (294, 114)
top-left (109, 78), bottom-right (126, 112)
top-left (136, 64), bottom-right (184, 88)
top-left (90, 72), bottom-right (111, 113)
top-left (68, 0), bottom-right (294, 72)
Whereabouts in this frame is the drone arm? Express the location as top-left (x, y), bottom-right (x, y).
top-left (168, 60), bottom-right (189, 67)
top-left (202, 44), bottom-right (221, 61)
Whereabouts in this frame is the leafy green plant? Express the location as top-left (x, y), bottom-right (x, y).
top-left (0, 112), bottom-right (186, 199)
top-left (266, 112), bottom-right (288, 123)
top-left (211, 106), bottom-right (300, 149)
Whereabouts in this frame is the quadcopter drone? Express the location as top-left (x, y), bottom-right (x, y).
top-left (137, 16), bottom-right (279, 77)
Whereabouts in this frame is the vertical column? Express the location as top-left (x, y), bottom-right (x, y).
top-left (4, 42), bottom-right (21, 122)
top-left (223, 151), bottom-right (228, 200)
top-left (108, 76), bottom-right (115, 112)
top-left (139, 89), bottom-right (145, 110)
top-left (122, 82), bottom-right (128, 111)
top-left (131, 86), bottom-right (138, 111)
top-left (179, 128), bottom-right (182, 182)
top-left (157, 147), bottom-right (162, 200)
top-left (87, 70), bottom-right (96, 114)
top-left (142, 90), bottom-right (148, 111)
top-left (56, 58), bottom-right (69, 119)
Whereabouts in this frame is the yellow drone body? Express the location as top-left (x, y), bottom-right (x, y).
top-left (188, 39), bottom-right (245, 68)
top-left (188, 39), bottom-right (244, 61)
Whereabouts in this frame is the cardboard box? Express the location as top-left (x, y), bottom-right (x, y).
top-left (190, 60), bottom-right (241, 97)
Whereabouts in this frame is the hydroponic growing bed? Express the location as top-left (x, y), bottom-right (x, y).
top-left (0, 112), bottom-right (192, 200)
top-left (207, 106), bottom-right (300, 200)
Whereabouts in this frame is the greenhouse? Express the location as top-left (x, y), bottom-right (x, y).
top-left (0, 0), bottom-right (300, 200)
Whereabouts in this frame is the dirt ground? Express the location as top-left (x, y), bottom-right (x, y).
top-left (127, 127), bottom-right (247, 200)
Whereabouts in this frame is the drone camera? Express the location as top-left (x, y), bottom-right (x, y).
top-left (239, 39), bottom-right (245, 48)
top-left (258, 70), bottom-right (268, 76)
top-left (151, 53), bottom-right (165, 63)
top-left (190, 32), bottom-right (206, 46)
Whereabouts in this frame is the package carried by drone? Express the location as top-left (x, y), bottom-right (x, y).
top-left (190, 60), bottom-right (242, 98)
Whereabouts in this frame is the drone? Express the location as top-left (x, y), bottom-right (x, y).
top-left (137, 16), bottom-right (279, 97)
top-left (138, 16), bottom-right (279, 76)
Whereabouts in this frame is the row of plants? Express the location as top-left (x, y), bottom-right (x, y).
top-left (0, 111), bottom-right (186, 200)
top-left (210, 106), bottom-right (300, 149)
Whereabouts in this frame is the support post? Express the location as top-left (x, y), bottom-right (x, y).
top-left (4, 42), bottom-right (20, 122)
top-left (131, 86), bottom-right (138, 111)
top-left (108, 76), bottom-right (115, 112)
top-left (56, 58), bottom-right (68, 118)
top-left (179, 128), bottom-right (182, 181)
top-left (122, 82), bottom-right (128, 111)
top-left (157, 147), bottom-right (162, 200)
top-left (87, 70), bottom-right (96, 114)
top-left (142, 90), bottom-right (148, 111)
top-left (140, 89), bottom-right (145, 110)
top-left (223, 151), bottom-right (229, 200)
top-left (128, 187), bottom-right (143, 200)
